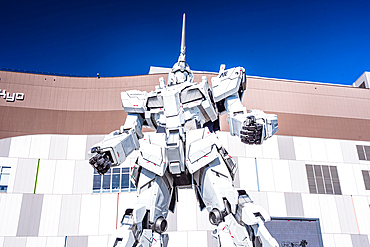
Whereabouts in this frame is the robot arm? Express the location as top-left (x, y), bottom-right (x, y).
top-left (89, 90), bottom-right (147, 175)
top-left (89, 113), bottom-right (143, 174)
top-left (211, 64), bottom-right (278, 145)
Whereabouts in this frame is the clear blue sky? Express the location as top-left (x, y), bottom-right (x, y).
top-left (1, 0), bottom-right (369, 85)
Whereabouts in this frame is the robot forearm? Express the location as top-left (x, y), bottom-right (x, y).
top-left (89, 113), bottom-right (144, 174)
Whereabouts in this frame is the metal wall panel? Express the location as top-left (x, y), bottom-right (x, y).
top-left (17, 194), bottom-right (44, 236)
top-left (272, 159), bottom-right (292, 192)
top-left (261, 135), bottom-right (279, 159)
top-left (310, 138), bottom-right (328, 162)
top-left (25, 237), bottom-right (47, 247)
top-left (333, 234), bottom-right (353, 247)
top-left (98, 194), bottom-right (116, 235)
top-left (0, 138), bottom-right (11, 157)
top-left (85, 135), bottom-right (105, 160)
top-left (267, 192), bottom-right (287, 217)
top-left (351, 234), bottom-right (370, 247)
top-left (325, 139), bottom-right (344, 163)
top-left (277, 136), bottom-right (296, 160)
top-left (177, 189), bottom-right (197, 231)
top-left (166, 204), bottom-right (178, 232)
top-left (351, 196), bottom-right (370, 235)
top-left (66, 135), bottom-right (87, 160)
top-left (284, 193), bottom-right (304, 217)
top-left (2, 237), bottom-right (26, 247)
top-left (36, 159), bottom-right (56, 194)
top-left (66, 236), bottom-right (88, 247)
top-left (53, 160), bottom-right (75, 194)
top-left (167, 232), bottom-right (188, 247)
top-left (72, 160), bottom-right (93, 194)
top-left (29, 135), bottom-right (51, 159)
top-left (58, 195), bottom-right (82, 236)
top-left (87, 236), bottom-right (109, 247)
top-left (227, 134), bottom-right (245, 157)
top-left (256, 159), bottom-right (275, 192)
top-left (45, 237), bottom-right (65, 247)
top-left (0, 194), bottom-right (22, 236)
top-left (335, 196), bottom-right (358, 234)
top-left (48, 135), bottom-right (68, 160)
top-left (337, 163), bottom-right (359, 196)
top-left (79, 194), bottom-right (100, 236)
top-left (196, 202), bottom-right (213, 231)
top-left (38, 195), bottom-right (62, 236)
top-left (301, 194), bottom-right (322, 219)
top-left (12, 158), bottom-right (38, 193)
top-left (318, 195), bottom-right (341, 234)
top-left (8, 136), bottom-right (31, 158)
top-left (340, 141), bottom-right (359, 164)
top-left (289, 160), bottom-right (309, 193)
top-left (293, 137), bottom-right (312, 161)
top-left (187, 231), bottom-right (208, 247)
top-left (244, 141), bottom-right (263, 158)
top-left (237, 157), bottom-right (258, 191)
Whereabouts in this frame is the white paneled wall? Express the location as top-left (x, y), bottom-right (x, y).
top-left (352, 196), bottom-right (370, 235)
top-left (53, 160), bottom-right (75, 194)
top-left (36, 160), bottom-right (56, 194)
top-left (237, 157), bottom-right (258, 191)
top-left (0, 133), bottom-right (369, 246)
top-left (256, 159), bottom-right (275, 192)
top-left (333, 234), bottom-right (353, 247)
top-left (272, 159), bottom-right (292, 192)
top-left (8, 136), bottom-right (31, 158)
top-left (79, 195), bottom-right (101, 236)
top-left (38, 195), bottom-right (62, 237)
top-left (0, 194), bottom-right (22, 236)
top-left (293, 136), bottom-right (312, 161)
top-left (67, 135), bottom-right (87, 160)
top-left (25, 237), bottom-right (47, 247)
top-left (29, 135), bottom-right (51, 159)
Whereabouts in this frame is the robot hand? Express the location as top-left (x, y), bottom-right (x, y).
top-left (240, 116), bottom-right (263, 145)
top-left (89, 147), bottom-right (113, 175)
top-left (239, 110), bottom-right (278, 145)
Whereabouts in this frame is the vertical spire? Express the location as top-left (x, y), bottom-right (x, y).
top-left (178, 13), bottom-right (186, 62)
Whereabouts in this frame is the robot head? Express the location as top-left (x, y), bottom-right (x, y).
top-left (167, 60), bottom-right (194, 86)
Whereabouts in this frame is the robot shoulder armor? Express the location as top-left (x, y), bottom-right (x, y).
top-left (121, 90), bottom-right (147, 113)
top-left (211, 67), bottom-right (245, 102)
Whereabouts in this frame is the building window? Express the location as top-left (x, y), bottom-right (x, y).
top-left (0, 166), bottom-right (11, 193)
top-left (93, 167), bottom-right (136, 193)
top-left (356, 145), bottom-right (370, 161)
top-left (306, 164), bottom-right (342, 195)
top-left (362, 170), bottom-right (370, 190)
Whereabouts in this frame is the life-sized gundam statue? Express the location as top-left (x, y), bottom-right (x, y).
top-left (89, 14), bottom-right (279, 247)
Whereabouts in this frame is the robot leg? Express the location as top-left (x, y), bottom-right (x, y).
top-left (109, 168), bottom-right (173, 247)
top-left (195, 157), bottom-right (278, 247)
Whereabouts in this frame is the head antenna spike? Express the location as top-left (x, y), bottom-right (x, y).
top-left (178, 13), bottom-right (186, 62)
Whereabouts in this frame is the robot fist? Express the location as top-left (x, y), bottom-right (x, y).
top-left (89, 147), bottom-right (112, 175)
top-left (240, 116), bottom-right (263, 145)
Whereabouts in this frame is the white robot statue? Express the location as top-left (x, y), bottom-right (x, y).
top-left (89, 14), bottom-right (279, 247)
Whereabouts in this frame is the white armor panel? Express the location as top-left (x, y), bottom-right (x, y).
top-left (186, 128), bottom-right (221, 173)
top-left (211, 66), bottom-right (245, 103)
top-left (121, 90), bottom-right (147, 113)
top-left (138, 133), bottom-right (167, 176)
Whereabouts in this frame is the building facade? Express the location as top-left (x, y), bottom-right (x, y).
top-left (0, 70), bottom-right (370, 247)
